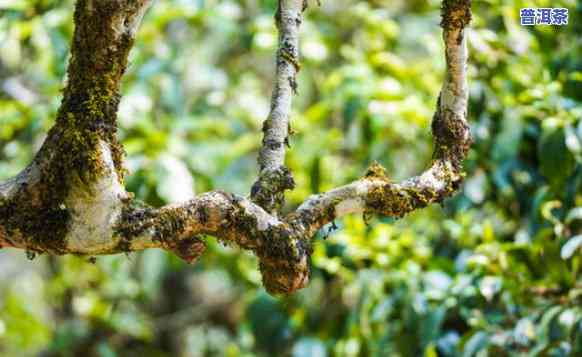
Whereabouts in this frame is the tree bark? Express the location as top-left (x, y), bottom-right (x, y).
top-left (250, 0), bottom-right (305, 214)
top-left (0, 0), bottom-right (472, 295)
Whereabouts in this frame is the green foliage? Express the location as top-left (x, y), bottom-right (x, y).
top-left (0, 0), bottom-right (581, 355)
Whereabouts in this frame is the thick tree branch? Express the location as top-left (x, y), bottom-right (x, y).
top-left (0, 0), bottom-right (153, 254)
top-left (250, 0), bottom-right (306, 214)
top-left (0, 0), bottom-right (472, 295)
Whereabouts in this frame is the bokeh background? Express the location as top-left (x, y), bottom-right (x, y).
top-left (1, 0), bottom-right (581, 356)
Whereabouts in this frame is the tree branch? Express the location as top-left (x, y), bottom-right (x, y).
top-left (0, 0), bottom-right (472, 295)
top-left (0, 0), bottom-right (153, 254)
top-left (250, 0), bottom-right (306, 214)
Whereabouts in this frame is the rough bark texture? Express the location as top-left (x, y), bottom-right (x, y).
top-left (0, 0), bottom-right (472, 295)
top-left (250, 0), bottom-right (305, 214)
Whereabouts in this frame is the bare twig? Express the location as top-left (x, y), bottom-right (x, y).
top-left (250, 0), bottom-right (306, 214)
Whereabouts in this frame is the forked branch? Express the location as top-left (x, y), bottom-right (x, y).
top-left (0, 0), bottom-right (472, 295)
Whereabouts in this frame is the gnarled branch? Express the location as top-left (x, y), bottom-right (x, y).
top-left (0, 0), bottom-right (472, 295)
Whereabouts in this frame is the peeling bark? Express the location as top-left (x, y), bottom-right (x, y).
top-left (0, 0), bottom-right (472, 295)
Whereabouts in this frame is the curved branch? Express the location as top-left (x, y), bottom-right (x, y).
top-left (250, 0), bottom-right (306, 214)
top-left (288, 0), bottom-right (473, 237)
top-left (0, 0), bottom-right (153, 254)
top-left (116, 191), bottom-right (311, 294)
top-left (0, 0), bottom-right (472, 296)
top-left (127, 0), bottom-right (471, 294)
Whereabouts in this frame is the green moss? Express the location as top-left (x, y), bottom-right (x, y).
top-left (114, 189), bottom-right (314, 295)
top-left (115, 201), bottom-right (154, 251)
top-left (364, 161), bottom-right (389, 181)
top-left (441, 0), bottom-right (472, 30)
top-left (366, 184), bottom-right (411, 218)
top-left (364, 161), bottom-right (467, 221)
top-left (251, 166), bottom-right (296, 213)
top-left (0, 186), bottom-right (71, 254)
top-left (256, 224), bottom-right (312, 295)
top-left (219, 194), bottom-right (312, 294)
top-left (0, 0), bottom-right (139, 253)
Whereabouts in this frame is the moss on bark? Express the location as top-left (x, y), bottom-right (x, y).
top-left (0, 0), bottom-right (144, 253)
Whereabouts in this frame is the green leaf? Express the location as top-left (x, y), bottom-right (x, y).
top-left (462, 331), bottom-right (489, 357)
top-left (561, 235), bottom-right (582, 260)
top-left (538, 127), bottom-right (576, 187)
top-left (566, 208), bottom-right (582, 224)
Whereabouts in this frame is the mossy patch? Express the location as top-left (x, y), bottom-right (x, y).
top-left (0, 0), bottom-right (141, 253)
top-left (364, 161), bottom-right (390, 181)
top-left (256, 224), bottom-right (312, 295)
top-left (251, 166), bottom-right (296, 214)
top-left (441, 0), bottom-right (472, 30)
top-left (431, 104), bottom-right (472, 171)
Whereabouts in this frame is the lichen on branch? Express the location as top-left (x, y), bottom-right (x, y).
top-left (0, 0), bottom-right (472, 296)
top-left (251, 0), bottom-right (306, 214)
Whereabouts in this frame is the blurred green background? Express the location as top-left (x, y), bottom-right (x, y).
top-left (1, 0), bottom-right (581, 356)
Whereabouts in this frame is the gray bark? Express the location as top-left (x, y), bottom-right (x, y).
top-left (250, 0), bottom-right (305, 214)
top-left (0, 0), bottom-right (472, 295)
